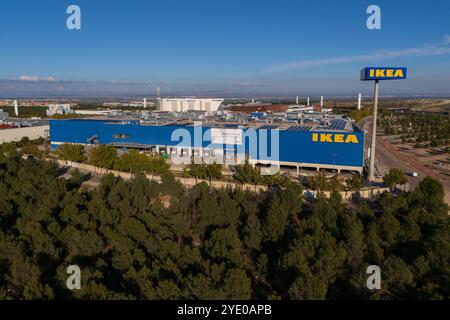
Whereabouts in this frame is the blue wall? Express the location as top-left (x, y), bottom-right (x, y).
top-left (50, 119), bottom-right (364, 167)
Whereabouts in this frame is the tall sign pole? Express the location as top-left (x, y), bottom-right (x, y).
top-left (368, 80), bottom-right (379, 182)
top-left (360, 67), bottom-right (407, 182)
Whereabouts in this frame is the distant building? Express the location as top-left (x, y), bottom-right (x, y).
top-left (46, 104), bottom-right (75, 117)
top-left (103, 101), bottom-right (155, 108)
top-left (157, 98), bottom-right (224, 112)
top-left (0, 109), bottom-right (9, 120)
top-left (288, 105), bottom-right (314, 113)
top-left (74, 109), bottom-right (116, 116)
top-left (0, 125), bottom-right (49, 143)
top-left (288, 105), bottom-right (332, 114)
top-left (227, 103), bottom-right (288, 113)
top-left (0, 100), bottom-right (13, 107)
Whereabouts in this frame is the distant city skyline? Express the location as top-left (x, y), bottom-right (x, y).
top-left (1, 0), bottom-right (450, 97)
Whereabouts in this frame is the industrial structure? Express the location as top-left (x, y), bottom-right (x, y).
top-left (0, 126), bottom-right (49, 143)
top-left (157, 98), bottom-right (224, 112)
top-left (227, 103), bottom-right (289, 113)
top-left (46, 104), bottom-right (75, 117)
top-left (49, 114), bottom-right (365, 174)
top-left (0, 109), bottom-right (9, 120)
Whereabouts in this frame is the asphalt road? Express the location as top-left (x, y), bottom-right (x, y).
top-left (360, 117), bottom-right (450, 204)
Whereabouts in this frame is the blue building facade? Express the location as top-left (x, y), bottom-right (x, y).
top-left (49, 119), bottom-right (365, 170)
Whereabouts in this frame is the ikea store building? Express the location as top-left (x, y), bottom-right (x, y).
top-left (49, 118), bottom-right (365, 174)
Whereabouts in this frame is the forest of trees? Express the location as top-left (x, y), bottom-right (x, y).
top-left (0, 149), bottom-right (448, 300)
top-left (0, 106), bottom-right (47, 118)
top-left (380, 111), bottom-right (450, 148)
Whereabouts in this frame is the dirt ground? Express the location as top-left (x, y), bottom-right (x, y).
top-left (379, 134), bottom-right (450, 205)
top-left (360, 117), bottom-right (450, 205)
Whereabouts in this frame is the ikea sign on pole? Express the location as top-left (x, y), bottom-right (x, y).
top-left (360, 66), bottom-right (407, 183)
top-left (361, 67), bottom-right (407, 81)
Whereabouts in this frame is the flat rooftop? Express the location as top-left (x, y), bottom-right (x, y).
top-left (55, 116), bottom-right (360, 133)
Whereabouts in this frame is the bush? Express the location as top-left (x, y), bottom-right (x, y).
top-left (346, 174), bottom-right (364, 191)
top-left (55, 144), bottom-right (85, 162)
top-left (88, 145), bottom-right (118, 169)
top-left (383, 168), bottom-right (407, 188)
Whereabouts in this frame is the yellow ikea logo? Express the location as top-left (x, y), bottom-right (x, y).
top-left (369, 68), bottom-right (404, 78)
top-left (361, 67), bottom-right (407, 81)
top-left (312, 133), bottom-right (359, 144)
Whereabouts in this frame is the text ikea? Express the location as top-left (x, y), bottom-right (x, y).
top-left (361, 67), bottom-right (407, 81)
top-left (370, 68), bottom-right (404, 78)
top-left (312, 133), bottom-right (359, 144)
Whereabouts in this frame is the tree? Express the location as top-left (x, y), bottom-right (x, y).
top-left (0, 145), bottom-right (449, 300)
top-left (328, 175), bottom-right (344, 192)
top-left (219, 269), bottom-right (252, 300)
top-left (21, 144), bottom-right (42, 159)
top-left (147, 154), bottom-right (169, 175)
top-left (115, 149), bottom-right (148, 174)
top-left (262, 193), bottom-right (290, 242)
top-left (55, 143), bottom-right (85, 162)
top-left (307, 172), bottom-right (328, 191)
top-left (346, 174), bottom-right (364, 191)
top-left (205, 227), bottom-right (243, 266)
top-left (233, 163), bottom-right (261, 185)
top-left (88, 145), bottom-right (118, 169)
top-left (288, 274), bottom-right (328, 300)
top-left (383, 168), bottom-right (407, 188)
top-left (205, 163), bottom-right (223, 181)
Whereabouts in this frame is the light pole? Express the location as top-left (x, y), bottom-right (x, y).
top-left (369, 80), bottom-right (379, 182)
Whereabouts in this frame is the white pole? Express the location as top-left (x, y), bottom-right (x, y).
top-left (307, 97), bottom-right (310, 106)
top-left (296, 96), bottom-right (299, 105)
top-left (14, 100), bottom-right (19, 117)
top-left (320, 96), bottom-right (324, 107)
top-left (358, 93), bottom-right (362, 110)
top-left (144, 98), bottom-right (147, 108)
top-left (369, 80), bottom-right (379, 182)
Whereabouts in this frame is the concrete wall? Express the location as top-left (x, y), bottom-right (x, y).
top-left (0, 125), bottom-right (49, 143)
top-left (303, 188), bottom-right (390, 201)
top-left (55, 160), bottom-right (386, 200)
top-left (55, 160), bottom-right (268, 192)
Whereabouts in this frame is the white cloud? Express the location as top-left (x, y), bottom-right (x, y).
top-left (268, 43), bottom-right (450, 72)
top-left (443, 35), bottom-right (450, 44)
top-left (18, 75), bottom-right (57, 82)
top-left (237, 82), bottom-right (257, 87)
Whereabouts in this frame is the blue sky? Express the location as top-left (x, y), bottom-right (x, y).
top-left (1, 0), bottom-right (450, 97)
